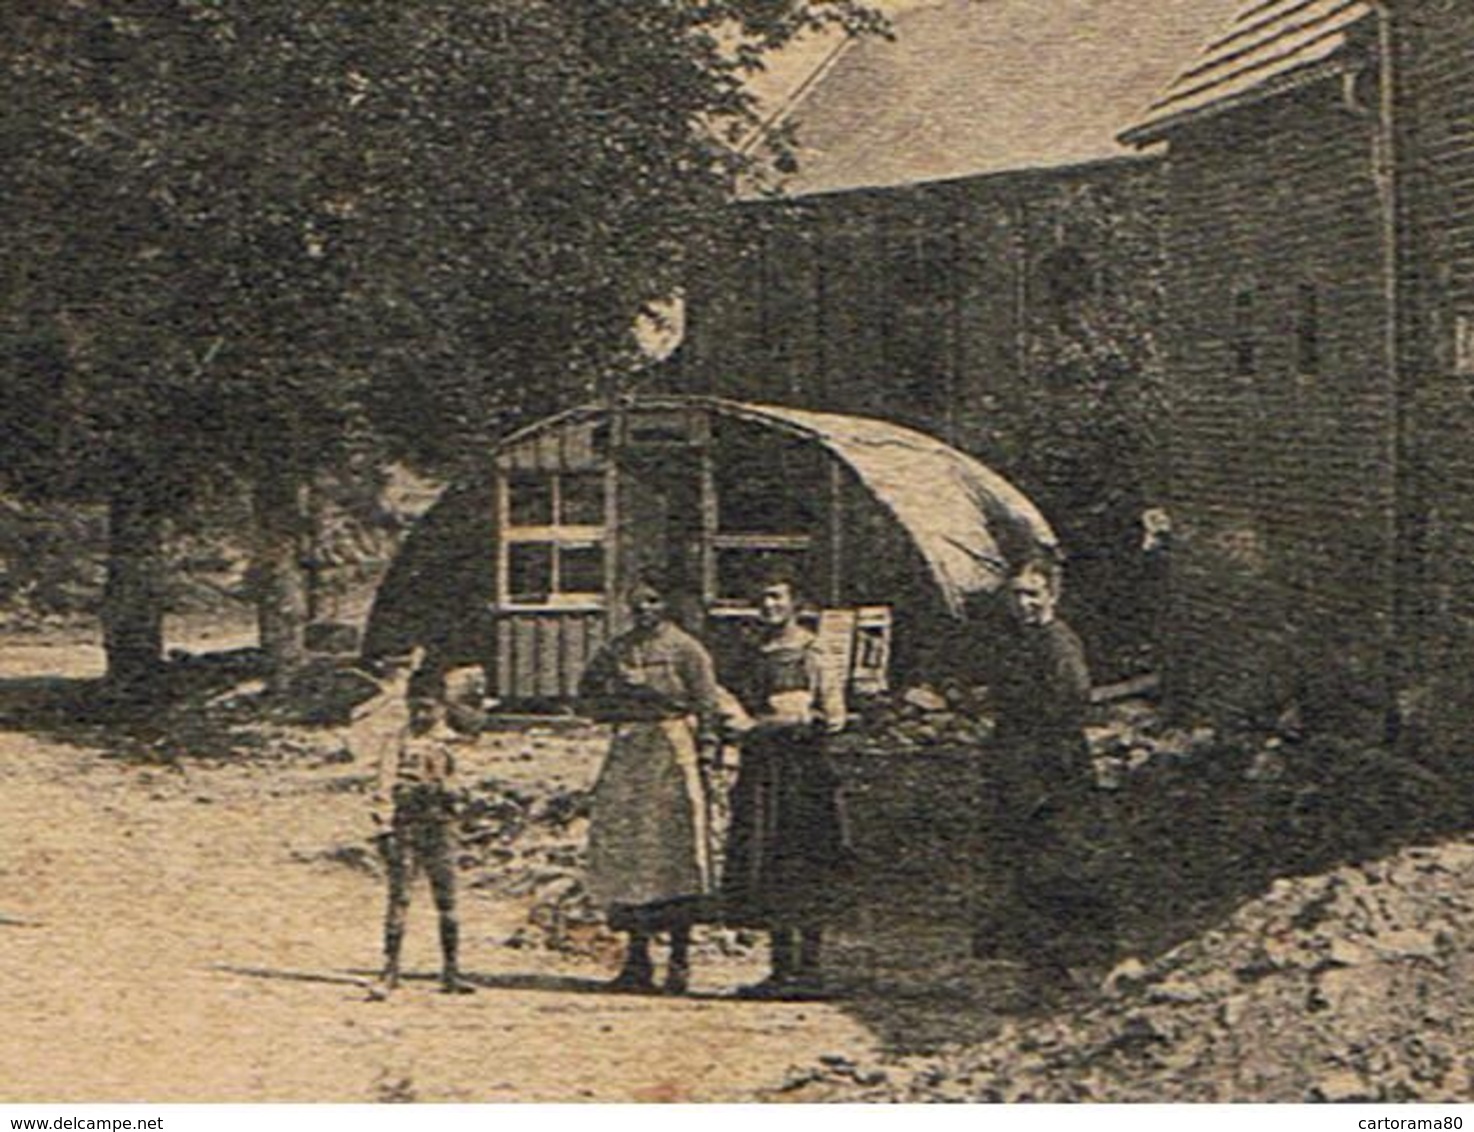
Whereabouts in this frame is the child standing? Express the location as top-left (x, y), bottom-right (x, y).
top-left (366, 690), bottom-right (474, 999)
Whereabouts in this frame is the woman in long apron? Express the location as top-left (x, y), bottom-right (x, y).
top-left (578, 579), bottom-right (720, 994)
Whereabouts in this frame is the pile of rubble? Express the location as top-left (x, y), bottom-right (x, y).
top-left (776, 693), bottom-right (1474, 1101)
top-left (830, 684), bottom-right (995, 755)
top-left (830, 681), bottom-right (1205, 769)
top-left (780, 836), bottom-right (1474, 1102)
top-left (456, 772), bottom-right (607, 956)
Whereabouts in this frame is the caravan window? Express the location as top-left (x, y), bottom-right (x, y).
top-left (714, 433), bottom-right (822, 534)
top-left (508, 476), bottom-right (554, 527)
top-left (507, 543), bottom-right (555, 604)
top-left (558, 473), bottom-right (607, 527)
top-left (710, 427), bottom-right (819, 606)
top-left (713, 542), bottom-right (811, 606)
top-left (500, 471), bottom-right (609, 609)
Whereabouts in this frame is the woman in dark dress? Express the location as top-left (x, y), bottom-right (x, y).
top-left (722, 577), bottom-right (850, 999)
top-left (975, 560), bottom-right (1113, 989)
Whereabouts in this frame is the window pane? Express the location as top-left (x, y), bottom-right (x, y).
top-left (1296, 282), bottom-right (1320, 375)
top-left (508, 543), bottom-right (553, 603)
top-left (715, 546), bottom-right (812, 604)
top-left (508, 475), bottom-right (553, 527)
top-left (559, 473), bottom-right (606, 527)
top-left (1232, 288), bottom-right (1256, 377)
top-left (716, 433), bottom-right (822, 534)
top-left (559, 544), bottom-right (605, 595)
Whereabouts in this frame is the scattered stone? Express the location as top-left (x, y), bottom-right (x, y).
top-left (1312, 1068), bottom-right (1373, 1103)
top-left (1373, 929), bottom-right (1439, 961)
top-left (778, 831), bottom-right (1474, 1103)
top-left (1245, 749), bottom-right (1287, 783)
top-left (902, 686), bottom-right (950, 714)
top-left (1102, 956), bottom-right (1148, 998)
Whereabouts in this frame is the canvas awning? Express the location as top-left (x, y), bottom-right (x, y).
top-left (488, 395), bottom-right (1060, 615)
top-left (696, 399), bottom-right (1058, 615)
top-left (364, 397), bottom-right (1060, 665)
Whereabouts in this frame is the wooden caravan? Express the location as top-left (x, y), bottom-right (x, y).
top-left (364, 397), bottom-right (1058, 705)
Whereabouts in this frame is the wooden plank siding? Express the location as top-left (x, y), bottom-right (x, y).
top-left (680, 159), bottom-right (1162, 463)
top-left (675, 160), bottom-right (1167, 681)
top-left (1159, 75), bottom-right (1397, 725)
top-left (494, 612), bottom-right (608, 703)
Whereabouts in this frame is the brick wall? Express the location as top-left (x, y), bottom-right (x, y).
top-left (1159, 76), bottom-right (1397, 729)
top-left (1397, 0), bottom-right (1474, 753)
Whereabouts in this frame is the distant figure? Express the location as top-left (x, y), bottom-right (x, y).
top-left (722, 576), bottom-right (850, 1000)
top-left (578, 578), bottom-right (721, 994)
top-left (976, 560), bottom-right (1110, 989)
top-left (361, 675), bottom-right (474, 1000)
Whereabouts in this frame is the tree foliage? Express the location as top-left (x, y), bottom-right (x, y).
top-left (3, 0), bottom-right (884, 484)
top-left (1, 0), bottom-right (883, 681)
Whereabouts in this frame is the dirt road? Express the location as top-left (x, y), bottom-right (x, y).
top-left (0, 637), bottom-right (878, 1103)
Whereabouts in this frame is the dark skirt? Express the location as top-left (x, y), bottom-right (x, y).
top-left (607, 894), bottom-right (707, 933)
top-left (973, 739), bottom-right (1117, 965)
top-left (721, 728), bottom-right (852, 928)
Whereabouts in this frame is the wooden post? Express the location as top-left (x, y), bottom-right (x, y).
top-left (827, 459), bottom-right (845, 607)
top-left (700, 426), bottom-right (718, 609)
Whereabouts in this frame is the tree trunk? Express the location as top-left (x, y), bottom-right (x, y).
top-left (102, 489), bottom-right (166, 689)
top-left (253, 467), bottom-right (310, 695)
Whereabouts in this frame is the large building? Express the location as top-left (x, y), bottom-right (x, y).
top-left (671, 0), bottom-right (1228, 676)
top-left (1122, 0), bottom-right (1474, 749)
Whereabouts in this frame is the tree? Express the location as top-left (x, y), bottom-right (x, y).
top-left (1, 0), bottom-right (884, 690)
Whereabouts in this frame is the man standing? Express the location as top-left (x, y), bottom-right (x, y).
top-left (365, 691), bottom-right (474, 1000)
top-left (722, 576), bottom-right (849, 1000)
top-left (578, 577), bottom-right (721, 994)
top-left (976, 560), bottom-right (1109, 990)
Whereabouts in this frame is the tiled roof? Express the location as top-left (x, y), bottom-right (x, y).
top-left (1120, 0), bottom-right (1375, 143)
top-left (749, 0), bottom-right (1231, 198)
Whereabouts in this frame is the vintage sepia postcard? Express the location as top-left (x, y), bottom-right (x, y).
top-left (4, 0), bottom-right (1474, 1109)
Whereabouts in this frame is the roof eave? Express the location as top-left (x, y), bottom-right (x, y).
top-left (739, 151), bottom-right (1163, 205)
top-left (1120, 53), bottom-right (1359, 147)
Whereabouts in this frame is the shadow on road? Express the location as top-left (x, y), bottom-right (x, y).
top-left (0, 676), bottom-right (110, 729)
top-left (0, 648), bottom-right (376, 765)
top-left (213, 963), bottom-right (769, 1004)
top-left (213, 964), bottom-right (371, 989)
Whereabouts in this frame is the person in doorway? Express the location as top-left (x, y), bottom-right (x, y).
top-left (722, 575), bottom-right (850, 1000)
top-left (578, 576), bottom-right (722, 994)
top-left (974, 559), bottom-right (1111, 992)
top-left (366, 690), bottom-right (474, 999)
